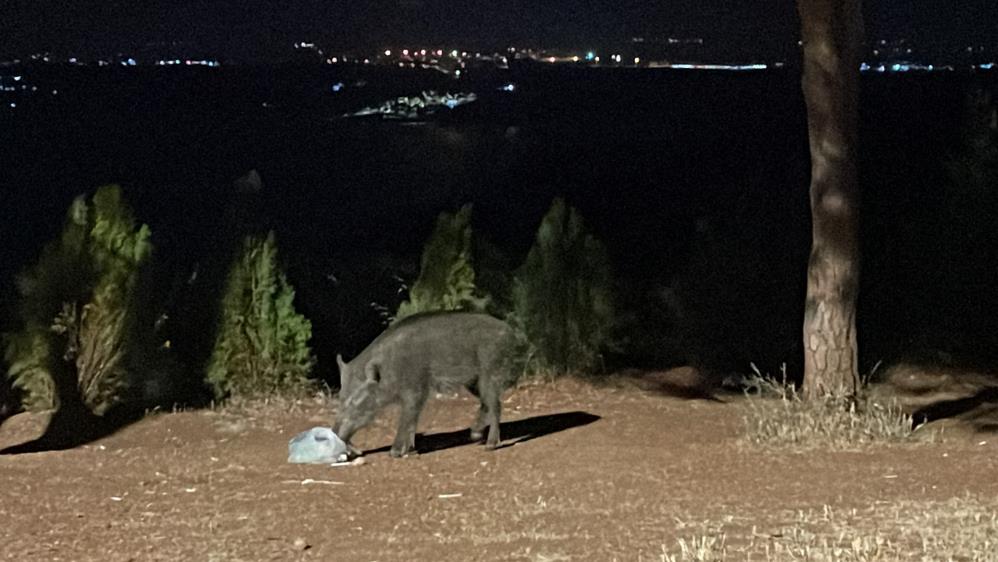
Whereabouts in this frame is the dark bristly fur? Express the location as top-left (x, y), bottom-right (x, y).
top-left (333, 312), bottom-right (520, 458)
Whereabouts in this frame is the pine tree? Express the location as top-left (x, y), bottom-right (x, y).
top-left (395, 205), bottom-right (489, 321)
top-left (512, 198), bottom-right (615, 374)
top-left (798, 0), bottom-right (864, 398)
top-left (205, 231), bottom-right (315, 399)
top-left (75, 186), bottom-right (153, 411)
top-left (4, 185), bottom-right (152, 413)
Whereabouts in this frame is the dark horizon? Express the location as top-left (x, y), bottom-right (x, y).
top-left (2, 1), bottom-right (996, 63)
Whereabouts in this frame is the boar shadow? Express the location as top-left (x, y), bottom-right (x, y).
top-left (364, 410), bottom-right (601, 456)
top-left (911, 386), bottom-right (998, 430)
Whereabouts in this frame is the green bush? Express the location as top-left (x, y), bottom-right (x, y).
top-left (511, 198), bottom-right (615, 375)
top-left (3, 331), bottom-right (56, 412)
top-left (941, 91), bottom-right (998, 248)
top-left (945, 92), bottom-right (998, 206)
top-left (205, 231), bottom-right (315, 399)
top-left (395, 204), bottom-right (489, 321)
top-left (4, 185), bottom-right (153, 414)
top-left (474, 235), bottom-right (517, 318)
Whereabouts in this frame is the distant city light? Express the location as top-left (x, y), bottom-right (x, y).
top-left (664, 63), bottom-right (768, 71)
top-left (22, 40), bottom-right (979, 78)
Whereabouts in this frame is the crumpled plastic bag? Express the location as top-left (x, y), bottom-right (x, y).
top-left (287, 427), bottom-right (349, 464)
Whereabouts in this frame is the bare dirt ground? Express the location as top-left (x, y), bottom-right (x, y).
top-left (2, 369), bottom-right (998, 561)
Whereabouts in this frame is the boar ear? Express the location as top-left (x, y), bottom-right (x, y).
top-left (364, 363), bottom-right (381, 384)
top-left (336, 354), bottom-right (346, 372)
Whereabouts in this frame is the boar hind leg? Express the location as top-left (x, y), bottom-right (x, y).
top-left (466, 381), bottom-right (488, 442)
top-left (480, 381), bottom-right (502, 450)
top-left (391, 387), bottom-right (428, 458)
top-left (469, 404), bottom-right (488, 442)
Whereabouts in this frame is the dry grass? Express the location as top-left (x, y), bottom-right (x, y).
top-left (740, 365), bottom-right (917, 450)
top-left (659, 534), bottom-right (727, 561)
top-left (659, 497), bottom-right (998, 561)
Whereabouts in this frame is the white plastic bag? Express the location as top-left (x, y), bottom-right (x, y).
top-left (287, 427), bottom-right (349, 464)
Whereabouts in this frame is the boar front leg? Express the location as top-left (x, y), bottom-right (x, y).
top-left (391, 386), bottom-right (428, 458)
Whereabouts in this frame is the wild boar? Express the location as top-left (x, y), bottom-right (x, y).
top-left (333, 312), bottom-right (520, 458)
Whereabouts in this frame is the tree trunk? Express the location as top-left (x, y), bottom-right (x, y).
top-left (798, 0), bottom-right (864, 398)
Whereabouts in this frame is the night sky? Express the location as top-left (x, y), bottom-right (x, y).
top-left (1, 1), bottom-right (996, 61)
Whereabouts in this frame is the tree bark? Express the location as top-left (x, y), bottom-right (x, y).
top-left (798, 0), bottom-right (864, 398)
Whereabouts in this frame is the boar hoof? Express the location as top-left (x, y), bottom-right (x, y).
top-left (390, 446), bottom-right (415, 458)
top-left (469, 429), bottom-right (484, 442)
